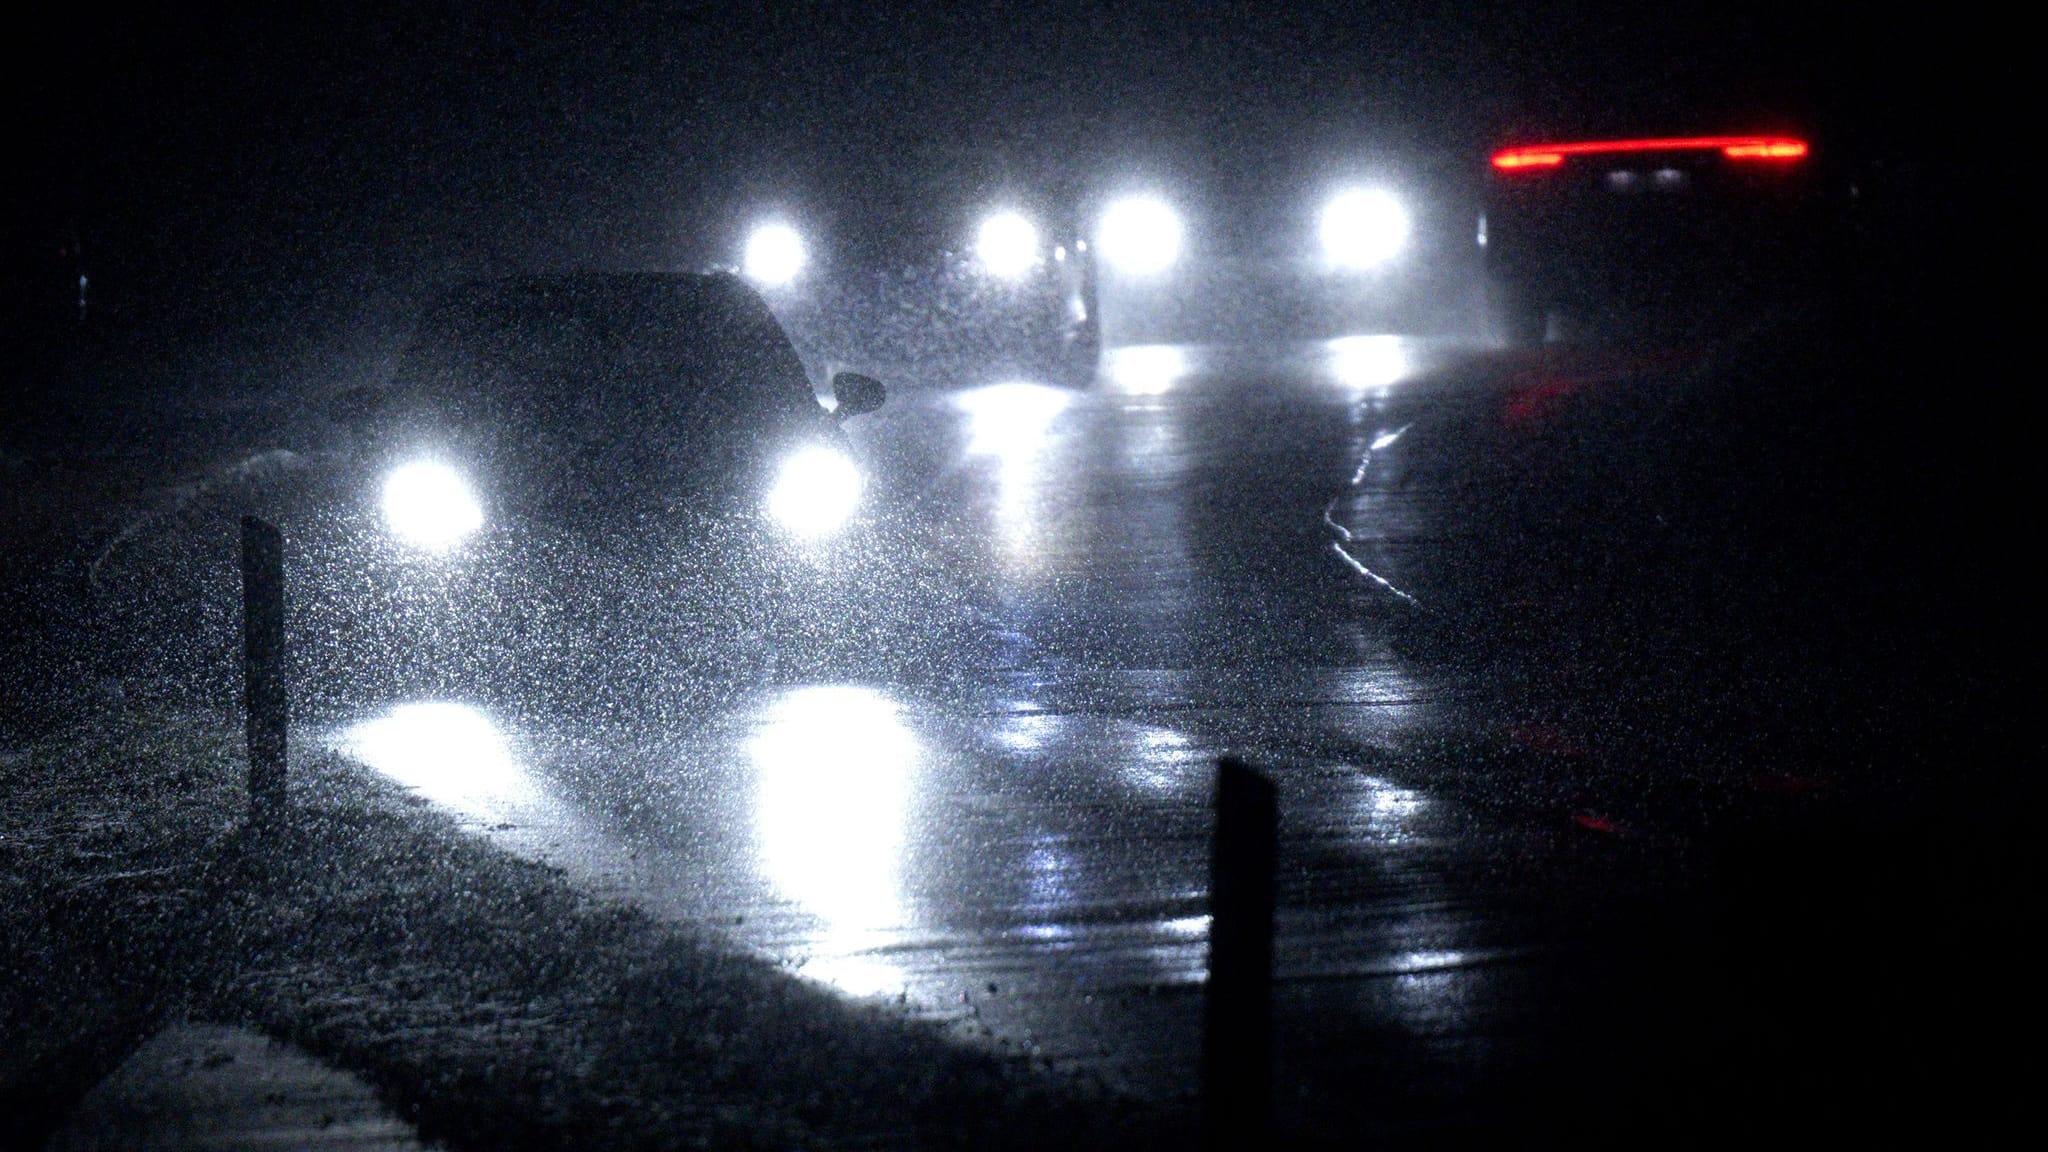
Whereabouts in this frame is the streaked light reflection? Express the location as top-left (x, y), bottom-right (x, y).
top-left (1107, 344), bottom-right (1188, 396)
top-left (341, 701), bottom-right (537, 812)
top-left (750, 686), bottom-right (919, 995)
top-left (1359, 776), bottom-right (1430, 844)
top-left (956, 382), bottom-right (1072, 574)
top-left (958, 381), bottom-right (1071, 459)
top-left (1147, 912), bottom-right (1213, 983)
top-left (1327, 335), bottom-right (1412, 392)
top-left (1120, 722), bottom-right (1201, 793)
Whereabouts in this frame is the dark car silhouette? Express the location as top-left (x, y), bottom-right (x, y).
top-left (93, 273), bottom-right (926, 722)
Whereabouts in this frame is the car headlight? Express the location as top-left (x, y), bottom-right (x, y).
top-left (975, 210), bottom-right (1040, 278)
top-left (381, 461), bottom-right (483, 553)
top-left (1320, 188), bottom-right (1408, 269)
top-left (743, 222), bottom-right (806, 287)
top-left (764, 446), bottom-right (863, 538)
top-left (1098, 196), bottom-right (1182, 275)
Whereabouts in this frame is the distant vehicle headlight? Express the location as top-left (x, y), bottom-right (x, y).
top-left (1320, 189), bottom-right (1409, 269)
top-left (765, 446), bottom-right (863, 538)
top-left (1098, 196), bottom-right (1183, 276)
top-left (381, 461), bottom-right (483, 553)
top-left (976, 210), bottom-right (1040, 278)
top-left (743, 222), bottom-right (806, 287)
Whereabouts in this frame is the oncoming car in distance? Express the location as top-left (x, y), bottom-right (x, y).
top-left (93, 273), bottom-right (914, 721)
top-left (717, 184), bottom-right (1101, 385)
top-left (1480, 133), bottom-right (1846, 344)
top-left (1092, 177), bottom-right (1466, 344)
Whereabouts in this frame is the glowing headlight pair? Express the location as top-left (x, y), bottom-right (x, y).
top-left (380, 450), bottom-right (863, 551)
top-left (1095, 189), bottom-right (1408, 275)
top-left (747, 199), bottom-right (1188, 284)
top-left (748, 215), bottom-right (1042, 284)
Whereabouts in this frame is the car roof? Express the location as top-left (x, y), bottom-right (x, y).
top-left (416, 271), bottom-right (784, 350)
top-left (398, 271), bottom-right (821, 423)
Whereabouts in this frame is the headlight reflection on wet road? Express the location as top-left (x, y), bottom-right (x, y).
top-left (955, 381), bottom-right (1073, 576)
top-left (749, 685), bottom-right (920, 996)
top-left (1106, 344), bottom-right (1189, 396)
top-left (1327, 334), bottom-right (1413, 393)
top-left (341, 701), bottom-right (537, 813)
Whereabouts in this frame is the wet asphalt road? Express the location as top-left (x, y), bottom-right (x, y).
top-left (318, 337), bottom-right (1839, 1139)
top-left (18, 332), bottom-right (2011, 1141)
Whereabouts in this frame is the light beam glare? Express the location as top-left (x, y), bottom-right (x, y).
top-left (1321, 188), bottom-right (1410, 270)
top-left (975, 210), bottom-right (1040, 278)
top-left (380, 461), bottom-right (483, 553)
top-left (1099, 196), bottom-right (1183, 276)
top-left (743, 222), bottom-right (806, 287)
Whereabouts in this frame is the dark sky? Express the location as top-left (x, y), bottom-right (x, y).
top-left (9, 1), bottom-right (1965, 317)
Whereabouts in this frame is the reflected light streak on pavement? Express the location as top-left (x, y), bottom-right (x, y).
top-left (955, 381), bottom-right (1073, 576)
top-left (1327, 334), bottom-right (1413, 393)
top-left (341, 701), bottom-right (540, 816)
top-left (749, 685), bottom-right (920, 997)
top-left (1106, 344), bottom-right (1189, 396)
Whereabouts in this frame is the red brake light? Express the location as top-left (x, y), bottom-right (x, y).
top-left (1721, 140), bottom-right (1808, 161)
top-left (1491, 135), bottom-right (1809, 173)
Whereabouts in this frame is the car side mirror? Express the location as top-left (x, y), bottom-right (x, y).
top-left (831, 371), bottom-right (885, 419)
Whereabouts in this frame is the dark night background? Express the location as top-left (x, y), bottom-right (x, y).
top-left (6, 3), bottom-right (1991, 369)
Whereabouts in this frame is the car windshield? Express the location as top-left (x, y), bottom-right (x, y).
top-left (399, 275), bottom-right (820, 433)
top-left (387, 274), bottom-right (830, 499)
top-left (4, 6), bottom-right (2008, 1150)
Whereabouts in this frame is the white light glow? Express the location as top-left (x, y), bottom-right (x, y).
top-left (752, 686), bottom-right (919, 993)
top-left (764, 446), bottom-right (863, 538)
top-left (957, 381), bottom-right (1073, 577)
top-left (1098, 196), bottom-right (1183, 276)
top-left (1320, 188), bottom-right (1409, 269)
top-left (1106, 344), bottom-right (1188, 395)
top-left (342, 701), bottom-right (537, 812)
top-left (381, 461), bottom-right (483, 553)
top-left (1328, 335), bottom-right (1412, 391)
top-left (975, 210), bottom-right (1040, 278)
top-left (957, 381), bottom-right (1071, 459)
top-left (743, 222), bottom-right (806, 287)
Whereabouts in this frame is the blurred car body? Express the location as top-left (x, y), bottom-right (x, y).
top-left (710, 180), bottom-right (1101, 385)
top-left (94, 273), bottom-right (915, 719)
top-left (1480, 133), bottom-right (1846, 344)
top-left (1094, 168), bottom-right (1479, 345)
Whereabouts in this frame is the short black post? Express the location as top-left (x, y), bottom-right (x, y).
top-left (240, 516), bottom-right (286, 820)
top-left (1202, 757), bottom-right (1278, 1149)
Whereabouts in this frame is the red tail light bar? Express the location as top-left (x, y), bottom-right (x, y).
top-left (1491, 136), bottom-right (1809, 172)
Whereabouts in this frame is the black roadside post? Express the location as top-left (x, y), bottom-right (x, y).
top-left (241, 516), bottom-right (286, 821)
top-left (1202, 756), bottom-right (1278, 1149)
